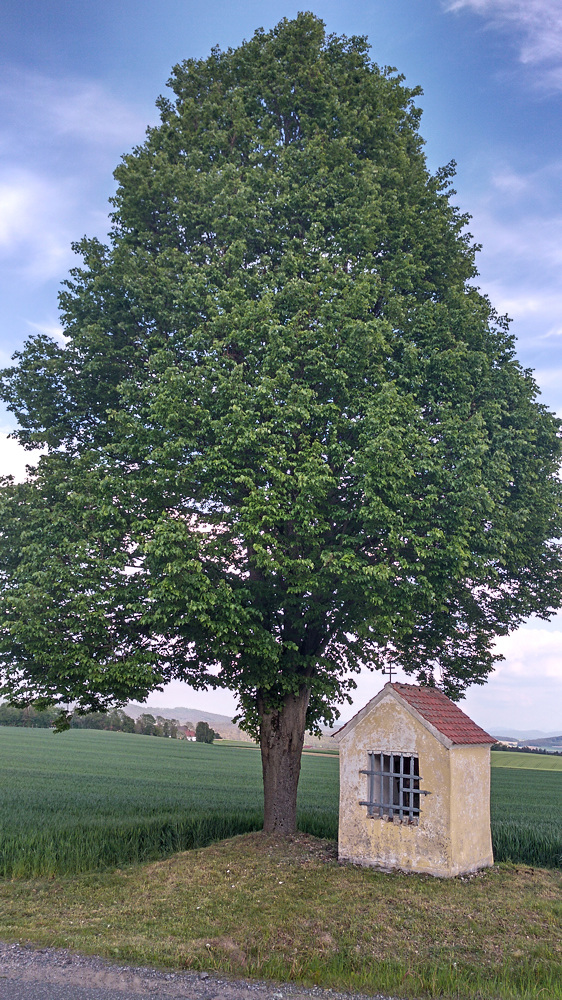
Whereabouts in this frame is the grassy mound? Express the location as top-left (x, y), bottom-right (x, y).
top-left (0, 832), bottom-right (560, 1000)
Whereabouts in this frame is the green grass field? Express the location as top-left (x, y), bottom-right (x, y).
top-left (490, 751), bottom-right (562, 867)
top-left (491, 749), bottom-right (562, 770)
top-left (0, 728), bottom-right (560, 877)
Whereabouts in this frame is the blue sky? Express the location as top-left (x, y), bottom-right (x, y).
top-left (1, 1), bottom-right (561, 733)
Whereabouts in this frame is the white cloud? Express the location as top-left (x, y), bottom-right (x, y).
top-left (0, 429), bottom-right (43, 482)
top-left (47, 81), bottom-right (149, 146)
top-left (470, 221), bottom-right (562, 377)
top-left (0, 180), bottom-right (33, 247)
top-left (489, 168), bottom-right (530, 198)
top-left (462, 627), bottom-right (562, 733)
top-left (0, 69), bottom-right (151, 151)
top-left (26, 320), bottom-right (67, 344)
top-left (526, 365), bottom-right (562, 394)
top-left (475, 211), bottom-right (562, 272)
top-left (492, 291), bottom-right (562, 324)
top-left (445, 0), bottom-right (562, 86)
top-left (481, 282), bottom-right (562, 341)
top-left (0, 168), bottom-right (76, 280)
top-left (336, 626), bottom-right (562, 735)
top-left (467, 159), bottom-right (562, 257)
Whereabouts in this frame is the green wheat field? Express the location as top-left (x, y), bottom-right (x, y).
top-left (0, 727), bottom-right (560, 877)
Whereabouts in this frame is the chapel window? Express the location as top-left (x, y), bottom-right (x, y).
top-left (359, 751), bottom-right (428, 824)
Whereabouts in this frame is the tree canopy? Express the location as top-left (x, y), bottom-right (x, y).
top-left (1, 13), bottom-right (561, 830)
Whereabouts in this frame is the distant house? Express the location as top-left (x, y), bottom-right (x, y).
top-left (177, 727), bottom-right (196, 741)
top-left (334, 682), bottom-right (496, 878)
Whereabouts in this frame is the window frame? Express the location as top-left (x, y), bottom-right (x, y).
top-left (359, 751), bottom-right (429, 824)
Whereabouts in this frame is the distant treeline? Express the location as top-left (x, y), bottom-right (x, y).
top-left (0, 704), bottom-right (190, 738)
top-left (492, 743), bottom-right (562, 757)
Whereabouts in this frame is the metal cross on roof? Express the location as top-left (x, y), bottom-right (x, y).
top-left (382, 660), bottom-right (396, 683)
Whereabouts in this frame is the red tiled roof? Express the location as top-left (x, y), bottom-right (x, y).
top-left (391, 683), bottom-right (497, 745)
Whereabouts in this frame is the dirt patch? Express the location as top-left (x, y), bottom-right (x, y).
top-left (0, 941), bottom-right (400, 999)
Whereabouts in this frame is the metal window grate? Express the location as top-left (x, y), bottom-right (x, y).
top-left (359, 752), bottom-right (429, 823)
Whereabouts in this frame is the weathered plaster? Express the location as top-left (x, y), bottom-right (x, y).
top-left (448, 744), bottom-right (493, 874)
top-left (336, 688), bottom-right (493, 877)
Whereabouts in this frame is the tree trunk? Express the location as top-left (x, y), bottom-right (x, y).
top-left (259, 686), bottom-right (310, 834)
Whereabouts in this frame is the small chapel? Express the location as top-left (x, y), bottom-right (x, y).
top-left (334, 681), bottom-right (497, 878)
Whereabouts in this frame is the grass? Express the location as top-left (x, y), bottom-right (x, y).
top-left (491, 767), bottom-right (562, 869)
top-left (491, 750), bottom-right (562, 771)
top-left (1, 729), bottom-right (561, 998)
top-left (1, 728), bottom-right (562, 876)
top-left (0, 728), bottom-right (338, 877)
top-left (0, 832), bottom-right (560, 1000)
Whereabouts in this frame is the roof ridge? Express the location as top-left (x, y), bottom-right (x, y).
top-left (390, 681), bottom-right (496, 745)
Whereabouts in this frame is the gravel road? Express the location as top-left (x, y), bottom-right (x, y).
top-left (0, 942), bottom-right (404, 1000)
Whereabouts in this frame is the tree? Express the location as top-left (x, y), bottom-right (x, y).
top-left (0, 703), bottom-right (59, 728)
top-left (117, 710), bottom-right (136, 734)
top-left (135, 713), bottom-right (158, 736)
top-left (156, 715), bottom-right (180, 737)
top-left (195, 721), bottom-right (216, 744)
top-left (0, 14), bottom-right (561, 833)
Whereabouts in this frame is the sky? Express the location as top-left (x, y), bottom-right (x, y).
top-left (0, 0), bottom-right (561, 735)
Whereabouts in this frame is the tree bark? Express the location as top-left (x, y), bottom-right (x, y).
top-left (259, 685), bottom-right (310, 834)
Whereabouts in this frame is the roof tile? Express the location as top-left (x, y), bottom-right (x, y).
top-left (391, 682), bottom-right (496, 745)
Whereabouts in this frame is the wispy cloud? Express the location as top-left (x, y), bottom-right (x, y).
top-left (0, 169), bottom-right (76, 280)
top-left (492, 292), bottom-right (562, 337)
top-left (471, 209), bottom-right (562, 350)
top-left (462, 626), bottom-right (562, 732)
top-left (456, 159), bottom-right (562, 372)
top-left (26, 320), bottom-right (67, 344)
top-left (445, 1), bottom-right (562, 86)
top-left (0, 71), bottom-right (155, 282)
top-left (0, 69), bottom-right (151, 152)
top-left (476, 211), bottom-right (562, 273)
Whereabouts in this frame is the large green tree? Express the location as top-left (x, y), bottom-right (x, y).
top-left (1, 14), bottom-right (561, 832)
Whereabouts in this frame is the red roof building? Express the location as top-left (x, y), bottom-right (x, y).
top-left (334, 681), bottom-right (496, 877)
top-left (389, 683), bottom-right (496, 746)
top-left (335, 681), bottom-right (496, 747)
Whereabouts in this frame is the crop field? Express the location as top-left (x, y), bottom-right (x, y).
top-left (0, 728), bottom-right (336, 877)
top-left (0, 728), bottom-right (560, 877)
top-left (490, 749), bottom-right (562, 769)
top-left (491, 761), bottom-right (562, 869)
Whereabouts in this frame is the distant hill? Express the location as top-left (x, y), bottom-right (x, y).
top-left (125, 704), bottom-right (338, 747)
top-left (491, 729), bottom-right (562, 741)
top-left (517, 735), bottom-right (562, 749)
top-left (125, 704), bottom-right (250, 740)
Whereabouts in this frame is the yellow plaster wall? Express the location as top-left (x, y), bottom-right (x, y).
top-left (338, 692), bottom-right (493, 877)
top-left (449, 744), bottom-right (493, 874)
